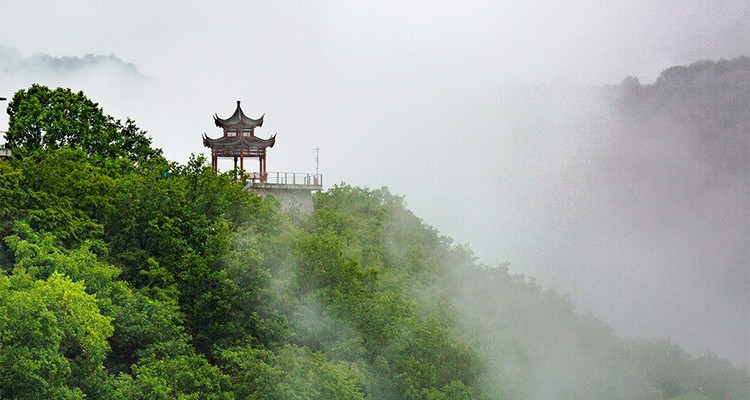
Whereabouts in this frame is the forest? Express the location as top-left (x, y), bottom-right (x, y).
top-left (0, 59), bottom-right (748, 399)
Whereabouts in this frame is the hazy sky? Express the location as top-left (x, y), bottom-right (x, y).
top-left (1, 1), bottom-right (748, 365)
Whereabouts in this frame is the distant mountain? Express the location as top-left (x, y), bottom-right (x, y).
top-left (0, 45), bottom-right (146, 81)
top-left (613, 56), bottom-right (749, 177)
top-left (582, 57), bottom-right (749, 366)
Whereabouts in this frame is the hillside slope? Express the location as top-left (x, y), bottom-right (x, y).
top-left (0, 83), bottom-right (747, 399)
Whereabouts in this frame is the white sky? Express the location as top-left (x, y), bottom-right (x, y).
top-left (1, 0), bottom-right (748, 365)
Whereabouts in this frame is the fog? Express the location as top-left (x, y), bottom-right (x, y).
top-left (1, 1), bottom-right (748, 366)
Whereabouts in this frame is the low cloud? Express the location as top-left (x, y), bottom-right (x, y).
top-left (0, 45), bottom-right (146, 82)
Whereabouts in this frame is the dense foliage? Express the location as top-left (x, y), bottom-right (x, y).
top-left (5, 84), bottom-right (161, 161)
top-left (0, 84), bottom-right (747, 399)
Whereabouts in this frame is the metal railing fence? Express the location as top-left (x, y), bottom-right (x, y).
top-left (247, 171), bottom-right (322, 187)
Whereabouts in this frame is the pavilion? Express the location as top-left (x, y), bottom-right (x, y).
top-left (202, 101), bottom-right (323, 213)
top-left (202, 100), bottom-right (275, 180)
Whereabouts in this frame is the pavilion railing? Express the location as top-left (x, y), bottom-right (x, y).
top-left (247, 171), bottom-right (323, 187)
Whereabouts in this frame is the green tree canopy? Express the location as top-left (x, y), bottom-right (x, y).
top-left (5, 84), bottom-right (161, 161)
top-left (0, 269), bottom-right (113, 399)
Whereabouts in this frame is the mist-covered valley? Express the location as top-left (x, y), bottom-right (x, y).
top-left (1, 1), bottom-right (749, 397)
top-left (0, 55), bottom-right (747, 398)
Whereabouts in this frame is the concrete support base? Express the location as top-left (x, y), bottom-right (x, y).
top-left (249, 186), bottom-right (316, 215)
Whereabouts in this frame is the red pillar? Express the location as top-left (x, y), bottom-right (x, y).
top-left (259, 156), bottom-right (263, 181)
top-left (240, 149), bottom-right (244, 172)
top-left (263, 155), bottom-right (268, 182)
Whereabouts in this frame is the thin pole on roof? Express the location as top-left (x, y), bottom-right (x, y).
top-left (313, 147), bottom-right (319, 175)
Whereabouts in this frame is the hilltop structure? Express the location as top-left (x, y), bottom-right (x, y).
top-left (203, 101), bottom-right (322, 213)
top-left (203, 101), bottom-right (275, 178)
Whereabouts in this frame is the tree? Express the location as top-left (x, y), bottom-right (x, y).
top-left (219, 344), bottom-right (367, 400)
top-left (0, 269), bottom-right (113, 399)
top-left (5, 84), bottom-right (161, 161)
top-left (114, 339), bottom-right (234, 400)
top-left (115, 354), bottom-right (235, 400)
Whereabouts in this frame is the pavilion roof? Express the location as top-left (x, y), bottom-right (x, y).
top-left (202, 133), bottom-right (276, 155)
top-left (214, 101), bottom-right (264, 131)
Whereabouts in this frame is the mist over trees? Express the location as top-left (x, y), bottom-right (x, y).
top-left (0, 65), bottom-right (747, 400)
top-left (599, 57), bottom-right (749, 362)
top-left (614, 56), bottom-right (748, 177)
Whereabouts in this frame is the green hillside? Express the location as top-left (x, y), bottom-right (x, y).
top-left (0, 84), bottom-right (747, 399)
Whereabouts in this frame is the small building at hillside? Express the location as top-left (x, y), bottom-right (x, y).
top-left (203, 101), bottom-right (322, 213)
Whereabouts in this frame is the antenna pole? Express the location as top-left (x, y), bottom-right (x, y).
top-left (313, 147), bottom-right (319, 175)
